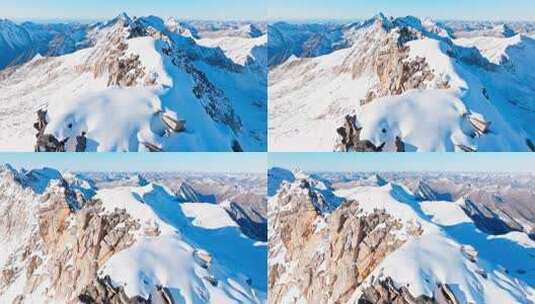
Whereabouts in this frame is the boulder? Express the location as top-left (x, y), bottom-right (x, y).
top-left (76, 132), bottom-right (87, 152)
top-left (141, 142), bottom-right (163, 152)
top-left (160, 113), bottom-right (186, 133)
top-left (35, 134), bottom-right (69, 152)
top-left (359, 277), bottom-right (434, 304)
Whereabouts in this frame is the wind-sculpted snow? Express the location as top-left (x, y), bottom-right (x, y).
top-left (269, 168), bottom-right (535, 303)
top-left (97, 183), bottom-right (267, 302)
top-left (0, 14), bottom-right (266, 151)
top-left (269, 13), bottom-right (535, 152)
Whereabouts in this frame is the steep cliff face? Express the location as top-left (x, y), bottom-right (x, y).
top-left (0, 165), bottom-right (141, 303)
top-left (269, 177), bottom-right (411, 304)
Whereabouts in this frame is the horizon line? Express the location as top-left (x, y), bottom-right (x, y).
top-left (269, 167), bottom-right (535, 174)
top-left (3, 15), bottom-right (267, 24)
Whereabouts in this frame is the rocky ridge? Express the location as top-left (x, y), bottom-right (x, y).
top-left (269, 175), bottom-right (419, 303)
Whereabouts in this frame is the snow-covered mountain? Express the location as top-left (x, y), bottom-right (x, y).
top-left (0, 164), bottom-right (267, 303)
top-left (269, 14), bottom-right (535, 152)
top-left (0, 14), bottom-right (267, 151)
top-left (84, 171), bottom-right (268, 242)
top-left (268, 168), bottom-right (535, 303)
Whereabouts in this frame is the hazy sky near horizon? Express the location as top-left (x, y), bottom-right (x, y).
top-left (269, 0), bottom-right (535, 21)
top-left (269, 153), bottom-right (535, 173)
top-left (0, 0), bottom-right (266, 21)
top-left (0, 153), bottom-right (266, 173)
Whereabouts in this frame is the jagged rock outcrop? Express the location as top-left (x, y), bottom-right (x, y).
top-left (335, 115), bottom-right (385, 152)
top-left (415, 180), bottom-right (439, 201)
top-left (0, 168), bottom-right (144, 303)
top-left (359, 277), bottom-right (459, 304)
top-left (35, 134), bottom-right (69, 152)
top-left (269, 178), bottom-right (413, 304)
top-left (166, 45), bottom-right (242, 132)
top-left (78, 276), bottom-right (149, 304)
top-left (334, 16), bottom-right (448, 106)
top-left (359, 277), bottom-right (435, 304)
top-left (33, 109), bottom-right (67, 152)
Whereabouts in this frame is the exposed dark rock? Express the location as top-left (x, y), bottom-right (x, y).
top-left (335, 115), bottom-right (386, 152)
top-left (169, 50), bottom-right (242, 133)
top-left (33, 109), bottom-right (48, 138)
top-left (415, 181), bottom-right (439, 201)
top-left (79, 276), bottom-right (149, 304)
top-left (359, 277), bottom-right (435, 304)
top-left (461, 198), bottom-right (524, 235)
top-left (224, 201), bottom-right (267, 241)
top-left (35, 134), bottom-right (69, 152)
top-left (482, 88), bottom-right (490, 100)
top-left (231, 139), bottom-right (243, 152)
top-left (141, 142), bottom-right (163, 152)
top-left (395, 136), bottom-right (405, 152)
top-left (467, 114), bottom-right (491, 136)
top-left (527, 139), bottom-right (535, 152)
top-left (76, 132), bottom-right (87, 152)
top-left (160, 113), bottom-right (186, 133)
top-left (128, 19), bottom-right (148, 39)
top-left (107, 53), bottom-right (146, 87)
top-left (34, 109), bottom-right (70, 152)
top-left (434, 283), bottom-right (460, 304)
top-left (457, 144), bottom-right (476, 152)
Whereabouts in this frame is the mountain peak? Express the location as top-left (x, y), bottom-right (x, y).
top-left (494, 23), bottom-right (516, 37)
top-left (373, 12), bottom-right (393, 29)
top-left (117, 12), bottom-right (131, 22)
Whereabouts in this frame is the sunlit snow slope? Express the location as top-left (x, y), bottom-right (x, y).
top-left (0, 14), bottom-right (266, 151)
top-left (269, 14), bottom-right (535, 152)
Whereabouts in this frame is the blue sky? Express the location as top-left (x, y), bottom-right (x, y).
top-left (0, 153), bottom-right (266, 173)
top-left (269, 0), bottom-right (535, 21)
top-left (269, 153), bottom-right (535, 173)
top-left (0, 0), bottom-right (266, 21)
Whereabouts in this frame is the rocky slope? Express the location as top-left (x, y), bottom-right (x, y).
top-left (0, 165), bottom-right (266, 303)
top-left (268, 168), bottom-right (535, 303)
top-left (269, 13), bottom-right (535, 152)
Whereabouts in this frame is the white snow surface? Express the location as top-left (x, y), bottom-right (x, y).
top-left (96, 183), bottom-right (267, 303)
top-left (197, 34), bottom-right (267, 67)
top-left (181, 202), bottom-right (239, 229)
top-left (334, 183), bottom-right (535, 304)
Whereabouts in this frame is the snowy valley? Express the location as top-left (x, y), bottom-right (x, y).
top-left (0, 164), bottom-right (267, 303)
top-left (268, 14), bottom-right (535, 152)
top-left (0, 14), bottom-right (267, 151)
top-left (268, 167), bottom-right (535, 303)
